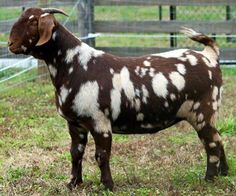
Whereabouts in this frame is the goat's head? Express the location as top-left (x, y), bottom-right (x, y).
top-left (9, 7), bottom-right (68, 54)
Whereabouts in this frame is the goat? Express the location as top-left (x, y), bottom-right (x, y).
top-left (9, 8), bottom-right (228, 191)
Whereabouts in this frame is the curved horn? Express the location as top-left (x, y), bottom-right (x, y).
top-left (42, 8), bottom-right (68, 16)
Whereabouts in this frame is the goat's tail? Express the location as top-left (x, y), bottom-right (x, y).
top-left (180, 27), bottom-right (219, 58)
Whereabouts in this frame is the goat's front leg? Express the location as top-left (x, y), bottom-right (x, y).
top-left (67, 122), bottom-right (88, 190)
top-left (91, 130), bottom-right (114, 191)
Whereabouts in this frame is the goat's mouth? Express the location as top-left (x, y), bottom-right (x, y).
top-left (9, 45), bottom-right (29, 55)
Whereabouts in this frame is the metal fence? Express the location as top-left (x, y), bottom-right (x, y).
top-left (0, 0), bottom-right (235, 91)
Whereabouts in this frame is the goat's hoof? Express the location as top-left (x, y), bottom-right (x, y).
top-left (220, 169), bottom-right (228, 176)
top-left (204, 174), bottom-right (217, 181)
top-left (103, 180), bottom-right (114, 191)
top-left (220, 166), bottom-right (229, 176)
top-left (66, 179), bottom-right (83, 190)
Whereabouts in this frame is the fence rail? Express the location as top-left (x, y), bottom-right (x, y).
top-left (94, 0), bottom-right (236, 6)
top-left (94, 21), bottom-right (236, 34)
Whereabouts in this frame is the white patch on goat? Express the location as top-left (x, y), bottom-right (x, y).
top-left (152, 49), bottom-right (188, 58)
top-left (103, 133), bottom-right (109, 138)
top-left (52, 31), bottom-right (57, 41)
top-left (193, 102), bottom-right (200, 110)
top-left (198, 113), bottom-right (204, 122)
top-left (58, 50), bottom-right (62, 56)
top-left (212, 86), bottom-right (218, 100)
top-left (66, 43), bottom-right (104, 70)
top-left (164, 101), bottom-right (169, 108)
top-left (68, 67), bottom-right (73, 74)
top-left (40, 13), bottom-right (49, 18)
top-left (72, 81), bottom-right (111, 133)
top-left (177, 100), bottom-right (196, 124)
top-left (175, 63), bottom-right (186, 75)
top-left (65, 46), bottom-right (80, 63)
top-left (143, 60), bottom-right (151, 67)
top-left (134, 66), bottom-right (140, 76)
top-left (78, 144), bottom-right (84, 152)
top-left (170, 93), bottom-right (176, 101)
top-left (110, 74), bottom-right (122, 120)
top-left (21, 45), bottom-right (27, 52)
top-left (152, 73), bottom-right (168, 98)
top-left (72, 81), bottom-right (99, 117)
top-left (197, 47), bottom-right (218, 67)
top-left (218, 86), bottom-right (223, 106)
top-left (29, 39), bottom-right (32, 43)
top-left (137, 113), bottom-right (144, 121)
top-left (104, 108), bottom-right (110, 117)
top-left (169, 72), bottom-right (185, 91)
top-left (210, 112), bottom-right (218, 127)
top-left (140, 67), bottom-right (148, 77)
top-left (48, 64), bottom-right (57, 78)
top-left (111, 89), bottom-right (121, 120)
top-left (60, 85), bottom-right (70, 103)
top-left (202, 57), bottom-right (212, 67)
top-left (134, 98), bottom-right (141, 111)
top-left (149, 68), bottom-right (155, 77)
top-left (79, 133), bottom-right (85, 139)
top-left (197, 121), bottom-right (206, 130)
top-left (147, 56), bottom-right (151, 60)
top-left (212, 101), bottom-right (218, 111)
top-left (110, 68), bottom-right (114, 74)
top-left (112, 73), bottom-right (122, 91)
top-left (120, 67), bottom-right (135, 101)
top-left (213, 133), bottom-right (221, 142)
top-left (29, 15), bottom-right (34, 19)
top-left (78, 43), bottom-right (104, 70)
top-left (208, 70), bottom-right (212, 80)
top-left (209, 142), bottom-right (217, 148)
top-left (135, 89), bottom-right (141, 97)
top-left (186, 55), bottom-right (198, 66)
top-left (141, 84), bottom-right (149, 103)
top-left (141, 124), bottom-right (153, 129)
top-left (209, 155), bottom-right (219, 163)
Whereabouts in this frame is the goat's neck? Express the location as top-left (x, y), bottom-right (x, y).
top-left (31, 23), bottom-right (82, 89)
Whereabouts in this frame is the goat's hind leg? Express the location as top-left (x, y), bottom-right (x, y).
top-left (67, 123), bottom-right (88, 189)
top-left (197, 124), bottom-right (228, 180)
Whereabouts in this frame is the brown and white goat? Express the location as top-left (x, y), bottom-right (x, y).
top-left (9, 8), bottom-right (228, 190)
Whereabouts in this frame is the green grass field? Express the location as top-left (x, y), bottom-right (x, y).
top-left (0, 68), bottom-right (235, 195)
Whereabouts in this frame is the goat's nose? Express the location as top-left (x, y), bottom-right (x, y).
top-left (8, 41), bottom-right (13, 46)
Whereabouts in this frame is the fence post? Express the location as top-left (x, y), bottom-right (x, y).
top-left (169, 5), bottom-right (177, 48)
top-left (78, 0), bottom-right (95, 47)
top-left (226, 5), bottom-right (232, 42)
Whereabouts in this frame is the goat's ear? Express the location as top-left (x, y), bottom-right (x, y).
top-left (36, 14), bottom-right (55, 46)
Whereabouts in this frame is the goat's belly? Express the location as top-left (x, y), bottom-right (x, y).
top-left (111, 106), bottom-right (181, 134)
top-left (112, 118), bottom-right (180, 134)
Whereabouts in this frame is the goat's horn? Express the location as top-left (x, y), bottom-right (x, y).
top-left (42, 8), bottom-right (68, 16)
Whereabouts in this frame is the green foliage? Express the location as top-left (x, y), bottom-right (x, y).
top-left (218, 115), bottom-right (236, 135)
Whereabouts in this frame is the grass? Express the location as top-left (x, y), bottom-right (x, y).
top-left (0, 68), bottom-right (235, 195)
